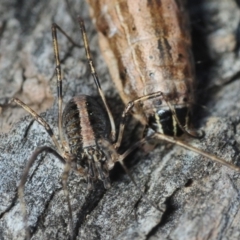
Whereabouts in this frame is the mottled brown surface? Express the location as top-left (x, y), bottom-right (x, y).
top-left (87, 0), bottom-right (195, 125)
top-left (0, 0), bottom-right (240, 240)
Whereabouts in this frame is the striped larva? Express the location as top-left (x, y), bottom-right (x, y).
top-left (87, 0), bottom-right (240, 171)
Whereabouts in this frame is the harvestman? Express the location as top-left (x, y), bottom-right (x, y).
top-left (3, 18), bottom-right (162, 239)
top-left (2, 16), bottom-right (240, 240)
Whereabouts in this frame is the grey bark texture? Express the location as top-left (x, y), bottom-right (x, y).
top-left (1, 0), bottom-right (240, 239)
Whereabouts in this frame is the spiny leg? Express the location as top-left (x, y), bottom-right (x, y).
top-left (153, 133), bottom-right (240, 172)
top-left (78, 18), bottom-right (116, 142)
top-left (18, 146), bottom-right (65, 240)
top-left (114, 91), bottom-right (164, 150)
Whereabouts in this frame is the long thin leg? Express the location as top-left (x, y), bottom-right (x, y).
top-left (166, 101), bottom-right (204, 139)
top-left (18, 146), bottom-right (65, 240)
top-left (51, 24), bottom-right (65, 145)
top-left (114, 91), bottom-right (203, 150)
top-left (52, 23), bottom-right (82, 48)
top-left (99, 137), bottom-right (161, 210)
top-left (78, 18), bottom-right (116, 142)
top-left (23, 119), bottom-right (35, 142)
top-left (153, 133), bottom-right (240, 172)
top-left (61, 161), bottom-right (74, 240)
top-left (9, 98), bottom-right (63, 153)
top-left (114, 91), bottom-right (164, 150)
top-left (51, 23), bottom-right (84, 145)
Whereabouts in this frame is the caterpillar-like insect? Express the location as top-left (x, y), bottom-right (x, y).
top-left (87, 0), bottom-right (240, 170)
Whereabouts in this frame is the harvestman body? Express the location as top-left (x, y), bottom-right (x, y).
top-left (4, 19), bottom-right (159, 239)
top-left (87, 0), bottom-right (240, 170)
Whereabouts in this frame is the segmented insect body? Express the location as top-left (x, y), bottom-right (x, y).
top-left (63, 95), bottom-right (111, 188)
top-left (87, 0), bottom-right (194, 136)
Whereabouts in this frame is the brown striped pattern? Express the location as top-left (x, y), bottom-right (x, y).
top-left (88, 0), bottom-right (195, 126)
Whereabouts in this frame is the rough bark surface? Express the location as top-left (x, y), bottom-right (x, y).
top-left (1, 0), bottom-right (240, 240)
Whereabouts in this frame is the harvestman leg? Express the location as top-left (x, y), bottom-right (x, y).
top-left (52, 20), bottom-right (117, 142)
top-left (52, 23), bottom-right (67, 145)
top-left (114, 91), bottom-right (165, 149)
top-left (51, 23), bottom-right (93, 239)
top-left (1, 24), bottom-right (87, 240)
top-left (166, 100), bottom-right (203, 138)
top-left (78, 18), bottom-right (165, 209)
top-left (102, 88), bottom-right (240, 172)
top-left (22, 24), bottom-right (82, 139)
top-left (7, 98), bottom-right (63, 153)
top-left (52, 22), bottom-right (86, 144)
top-left (116, 92), bottom-right (203, 147)
top-left (78, 18), bottom-right (117, 142)
top-left (78, 18), bottom-right (169, 151)
top-left (98, 136), bottom-right (162, 210)
top-left (4, 98), bottom-right (74, 239)
top-left (153, 133), bottom-right (240, 172)
top-left (18, 146), bottom-right (65, 240)
top-left (113, 88), bottom-right (240, 171)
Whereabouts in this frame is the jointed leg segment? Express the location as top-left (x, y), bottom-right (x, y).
top-left (115, 91), bottom-right (164, 150)
top-left (18, 146), bottom-right (66, 239)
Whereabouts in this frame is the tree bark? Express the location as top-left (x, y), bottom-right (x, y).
top-left (1, 0), bottom-right (240, 239)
